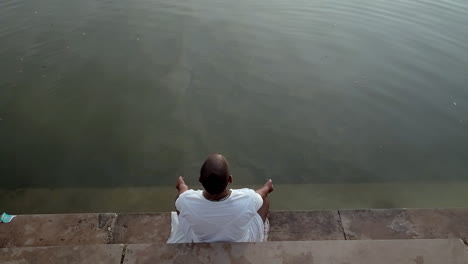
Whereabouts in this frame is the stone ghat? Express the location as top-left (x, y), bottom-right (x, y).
top-left (1, 209), bottom-right (468, 263)
top-left (2, 239), bottom-right (468, 264)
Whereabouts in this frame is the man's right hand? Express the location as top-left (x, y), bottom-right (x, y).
top-left (176, 176), bottom-right (189, 195)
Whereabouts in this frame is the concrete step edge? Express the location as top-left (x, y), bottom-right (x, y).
top-left (2, 239), bottom-right (468, 264)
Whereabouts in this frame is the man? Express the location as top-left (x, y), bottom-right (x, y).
top-left (169, 153), bottom-right (273, 243)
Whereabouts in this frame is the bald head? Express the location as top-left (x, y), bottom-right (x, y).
top-left (199, 154), bottom-right (231, 195)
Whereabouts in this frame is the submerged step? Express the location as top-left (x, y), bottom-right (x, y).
top-left (1, 239), bottom-right (468, 264)
top-left (2, 182), bottom-right (468, 214)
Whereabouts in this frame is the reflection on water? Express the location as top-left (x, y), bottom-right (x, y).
top-left (1, 0), bottom-right (468, 195)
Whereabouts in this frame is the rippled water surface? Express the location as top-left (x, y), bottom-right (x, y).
top-left (1, 0), bottom-right (468, 195)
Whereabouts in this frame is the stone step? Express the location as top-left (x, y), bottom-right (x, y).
top-left (1, 208), bottom-right (468, 248)
top-left (1, 239), bottom-right (468, 264)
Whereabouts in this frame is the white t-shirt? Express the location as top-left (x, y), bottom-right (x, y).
top-left (174, 188), bottom-right (264, 243)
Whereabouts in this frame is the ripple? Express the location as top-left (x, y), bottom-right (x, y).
top-left (1, 0), bottom-right (468, 188)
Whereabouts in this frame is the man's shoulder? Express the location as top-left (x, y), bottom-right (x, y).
top-left (179, 189), bottom-right (203, 199)
top-left (176, 190), bottom-right (203, 203)
top-left (175, 190), bottom-right (203, 210)
top-left (232, 188), bottom-right (255, 192)
top-left (231, 188), bottom-right (257, 197)
top-left (231, 188), bottom-right (263, 211)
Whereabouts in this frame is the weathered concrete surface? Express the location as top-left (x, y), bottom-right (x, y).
top-left (268, 210), bottom-right (344, 240)
top-left (340, 208), bottom-right (468, 240)
top-left (0, 213), bottom-right (116, 248)
top-left (1, 240), bottom-right (467, 264)
top-left (112, 213), bottom-right (170, 245)
top-left (340, 209), bottom-right (416, 239)
top-left (0, 244), bottom-right (124, 264)
top-left (408, 208), bottom-right (468, 239)
top-left (124, 239), bottom-right (468, 264)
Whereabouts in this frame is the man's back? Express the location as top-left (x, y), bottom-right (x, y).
top-left (176, 188), bottom-right (264, 242)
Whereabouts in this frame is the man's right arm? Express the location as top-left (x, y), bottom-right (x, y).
top-left (256, 179), bottom-right (274, 199)
top-left (176, 176), bottom-right (189, 198)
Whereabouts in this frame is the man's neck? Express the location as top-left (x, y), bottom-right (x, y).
top-left (203, 189), bottom-right (231, 201)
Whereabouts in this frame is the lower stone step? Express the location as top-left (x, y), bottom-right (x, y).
top-left (1, 239), bottom-right (468, 264)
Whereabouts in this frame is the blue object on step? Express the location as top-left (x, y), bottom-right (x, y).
top-left (0, 213), bottom-right (16, 223)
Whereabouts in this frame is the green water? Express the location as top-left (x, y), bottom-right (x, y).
top-left (1, 0), bottom-right (468, 212)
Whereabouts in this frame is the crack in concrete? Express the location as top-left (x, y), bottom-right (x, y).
top-left (120, 244), bottom-right (128, 264)
top-left (337, 210), bottom-right (348, 240)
